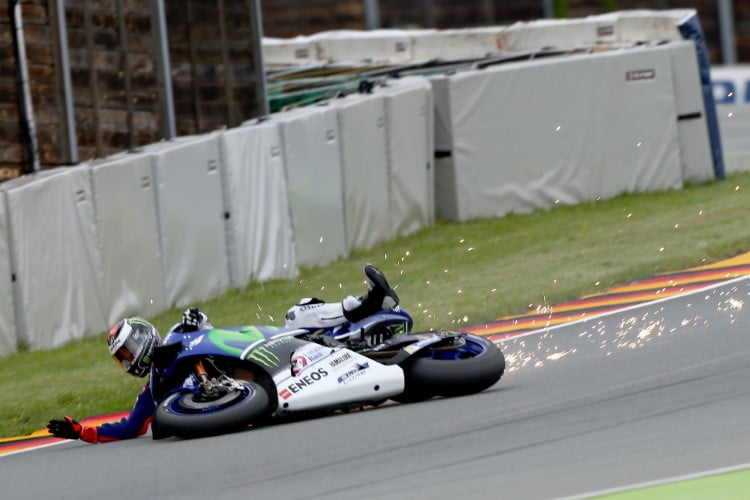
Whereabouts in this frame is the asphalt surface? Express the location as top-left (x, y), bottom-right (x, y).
top-left (4, 278), bottom-right (750, 500)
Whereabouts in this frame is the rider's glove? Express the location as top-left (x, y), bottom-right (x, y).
top-left (47, 416), bottom-right (82, 440)
top-left (181, 307), bottom-right (207, 332)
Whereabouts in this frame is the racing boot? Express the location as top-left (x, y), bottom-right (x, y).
top-left (342, 263), bottom-right (399, 323)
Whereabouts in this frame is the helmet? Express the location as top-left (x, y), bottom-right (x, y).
top-left (107, 317), bottom-right (161, 377)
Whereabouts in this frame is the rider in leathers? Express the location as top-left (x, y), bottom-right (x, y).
top-left (47, 264), bottom-right (398, 443)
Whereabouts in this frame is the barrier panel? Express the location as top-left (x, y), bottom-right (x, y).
top-left (0, 198), bottom-right (16, 355)
top-left (1, 167), bottom-right (107, 349)
top-left (149, 134), bottom-right (230, 307)
top-left (91, 154), bottom-right (167, 325)
top-left (710, 65), bottom-right (750, 173)
top-left (264, 36), bottom-right (317, 66)
top-left (410, 28), bottom-right (503, 61)
top-left (274, 105), bottom-right (349, 269)
top-left (669, 41), bottom-right (714, 183)
top-left (310, 30), bottom-right (413, 64)
top-left (431, 44), bottom-right (683, 221)
top-left (332, 92), bottom-right (394, 250)
top-left (382, 77), bottom-right (435, 236)
top-left (219, 122), bottom-right (298, 287)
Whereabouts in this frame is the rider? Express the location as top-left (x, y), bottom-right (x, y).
top-left (46, 263), bottom-right (398, 443)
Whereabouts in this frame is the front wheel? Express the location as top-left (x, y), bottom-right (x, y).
top-left (397, 334), bottom-right (505, 402)
top-left (152, 380), bottom-right (269, 439)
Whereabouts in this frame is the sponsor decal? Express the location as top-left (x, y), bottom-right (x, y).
top-left (265, 335), bottom-right (295, 348)
top-left (626, 69), bottom-right (655, 82)
top-left (329, 351), bottom-right (352, 368)
top-left (291, 355), bottom-right (308, 376)
top-left (337, 362), bottom-right (369, 385)
top-left (247, 346), bottom-right (281, 368)
top-left (298, 303), bottom-right (324, 311)
top-left (282, 367), bottom-right (329, 397)
top-left (597, 25), bottom-right (614, 37)
top-left (187, 334), bottom-right (204, 350)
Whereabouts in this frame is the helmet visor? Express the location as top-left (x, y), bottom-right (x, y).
top-left (112, 335), bottom-right (142, 373)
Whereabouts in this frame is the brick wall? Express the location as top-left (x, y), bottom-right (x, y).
top-left (0, 0), bottom-right (264, 179)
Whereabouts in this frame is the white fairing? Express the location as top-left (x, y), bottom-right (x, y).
top-left (273, 343), bottom-right (405, 412)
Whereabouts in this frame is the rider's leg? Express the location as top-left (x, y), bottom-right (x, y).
top-left (342, 263), bottom-right (399, 322)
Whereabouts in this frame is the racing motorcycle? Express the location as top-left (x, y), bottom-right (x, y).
top-left (150, 307), bottom-right (505, 439)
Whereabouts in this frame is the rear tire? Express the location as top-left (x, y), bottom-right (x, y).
top-left (153, 380), bottom-right (269, 439)
top-left (397, 335), bottom-right (505, 401)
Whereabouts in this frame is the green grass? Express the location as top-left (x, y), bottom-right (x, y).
top-left (2, 172), bottom-right (750, 438)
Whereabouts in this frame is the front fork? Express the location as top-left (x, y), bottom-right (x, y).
top-left (195, 360), bottom-right (219, 398)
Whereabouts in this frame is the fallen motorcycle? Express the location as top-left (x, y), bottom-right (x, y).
top-left (150, 306), bottom-right (505, 438)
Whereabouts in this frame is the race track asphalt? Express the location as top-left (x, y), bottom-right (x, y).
top-left (4, 278), bottom-right (750, 500)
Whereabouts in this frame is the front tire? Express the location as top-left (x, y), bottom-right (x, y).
top-left (153, 380), bottom-right (269, 439)
top-left (398, 335), bottom-right (505, 401)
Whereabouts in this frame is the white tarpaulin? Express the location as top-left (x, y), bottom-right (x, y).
top-left (381, 77), bottom-right (434, 236)
top-left (0, 198), bottom-right (16, 356)
top-left (149, 134), bottom-right (230, 307)
top-left (668, 41), bottom-right (713, 183)
top-left (333, 93), bottom-right (394, 250)
top-left (2, 167), bottom-right (107, 349)
top-left (432, 44), bottom-right (683, 221)
top-left (711, 65), bottom-right (750, 173)
top-left (91, 153), bottom-right (167, 325)
top-left (220, 122), bottom-right (298, 287)
top-left (274, 105), bottom-right (349, 269)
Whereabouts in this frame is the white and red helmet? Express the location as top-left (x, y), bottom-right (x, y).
top-left (107, 318), bottom-right (160, 377)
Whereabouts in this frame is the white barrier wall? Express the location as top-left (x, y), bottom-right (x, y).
top-left (311, 30), bottom-right (413, 64)
top-left (220, 122), bottom-right (298, 287)
top-left (431, 44), bottom-right (683, 221)
top-left (2, 167), bottom-right (107, 349)
top-left (149, 134), bottom-right (230, 307)
top-left (0, 199), bottom-right (16, 355)
top-left (333, 92), bottom-right (394, 250)
top-left (711, 65), bottom-right (750, 173)
top-left (274, 105), bottom-right (349, 269)
top-left (382, 77), bottom-right (435, 236)
top-left (91, 154), bottom-right (167, 325)
top-left (669, 41), bottom-right (713, 183)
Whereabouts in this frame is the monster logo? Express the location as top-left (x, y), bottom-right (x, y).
top-left (246, 346), bottom-right (281, 368)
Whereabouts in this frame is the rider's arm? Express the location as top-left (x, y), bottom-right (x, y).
top-left (79, 384), bottom-right (156, 443)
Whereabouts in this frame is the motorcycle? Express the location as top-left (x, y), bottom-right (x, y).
top-left (150, 306), bottom-right (505, 439)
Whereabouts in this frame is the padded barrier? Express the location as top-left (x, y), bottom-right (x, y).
top-left (710, 65), bottom-right (750, 173)
top-left (273, 105), bottom-right (349, 269)
top-left (332, 92), bottom-right (394, 250)
top-left (310, 30), bottom-right (413, 64)
top-left (219, 122), bottom-right (298, 287)
top-left (381, 77), bottom-right (435, 236)
top-left (91, 153), bottom-right (167, 325)
top-left (410, 28), bottom-right (503, 61)
top-left (431, 44), bottom-right (683, 221)
top-left (1, 167), bottom-right (107, 349)
top-left (0, 197), bottom-right (16, 355)
top-left (668, 41), bottom-right (714, 183)
top-left (148, 134), bottom-right (230, 307)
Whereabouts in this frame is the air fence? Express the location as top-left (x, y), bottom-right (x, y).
top-left (0, 11), bottom-right (723, 357)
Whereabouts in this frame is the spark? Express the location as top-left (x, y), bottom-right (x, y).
top-left (674, 224), bottom-right (679, 229)
top-left (467, 247), bottom-right (475, 252)
top-left (627, 213), bottom-right (632, 218)
top-left (555, 125), bottom-right (562, 131)
top-left (735, 185), bottom-right (740, 191)
top-left (636, 141), bottom-right (642, 147)
top-left (659, 247), bottom-right (665, 252)
top-left (319, 237), bottom-right (324, 243)
top-left (728, 112), bottom-right (734, 118)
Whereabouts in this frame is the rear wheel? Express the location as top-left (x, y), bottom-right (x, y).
top-left (152, 380), bottom-right (269, 439)
top-left (396, 335), bottom-right (505, 402)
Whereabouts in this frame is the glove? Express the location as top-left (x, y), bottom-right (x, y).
top-left (47, 416), bottom-right (82, 440)
top-left (181, 307), bottom-right (206, 331)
